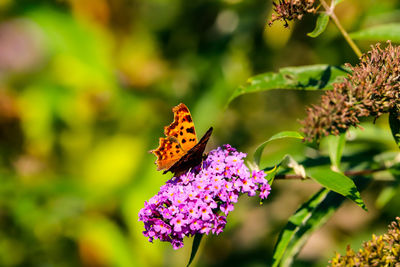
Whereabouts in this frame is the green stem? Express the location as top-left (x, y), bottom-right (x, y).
top-left (320, 0), bottom-right (362, 58)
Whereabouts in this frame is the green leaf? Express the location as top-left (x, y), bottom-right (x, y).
top-left (272, 176), bottom-right (369, 267)
top-left (254, 131), bottom-right (304, 167)
top-left (307, 167), bottom-right (367, 210)
top-left (272, 189), bottom-right (339, 267)
top-left (350, 23), bottom-right (400, 42)
top-left (186, 234), bottom-right (203, 267)
top-left (265, 165), bottom-right (278, 184)
top-left (308, 13), bottom-right (329, 38)
top-left (228, 65), bottom-right (349, 104)
top-left (326, 134), bottom-right (346, 170)
top-left (389, 111), bottom-right (400, 148)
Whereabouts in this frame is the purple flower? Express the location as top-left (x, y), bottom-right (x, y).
top-left (138, 145), bottom-right (271, 249)
top-left (190, 219), bottom-right (202, 231)
top-left (199, 203), bottom-right (213, 221)
top-left (154, 220), bottom-right (171, 235)
top-left (170, 214), bottom-right (187, 232)
top-left (220, 202), bottom-right (234, 215)
top-left (172, 239), bottom-right (184, 250)
top-left (260, 184), bottom-right (272, 199)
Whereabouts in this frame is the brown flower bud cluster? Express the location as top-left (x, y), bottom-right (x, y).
top-left (269, 0), bottom-right (317, 27)
top-left (330, 217), bottom-right (400, 266)
top-left (300, 42), bottom-right (400, 142)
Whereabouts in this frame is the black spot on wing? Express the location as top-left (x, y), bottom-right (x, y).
top-left (186, 127), bottom-right (195, 134)
top-left (165, 127), bottom-right (213, 177)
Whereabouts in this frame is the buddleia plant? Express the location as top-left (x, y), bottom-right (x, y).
top-left (300, 42), bottom-right (400, 142)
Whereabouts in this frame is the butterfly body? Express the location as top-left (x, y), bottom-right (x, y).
top-left (150, 103), bottom-right (213, 177)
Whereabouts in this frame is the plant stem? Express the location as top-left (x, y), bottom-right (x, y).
top-left (320, 0), bottom-right (362, 58)
top-left (274, 167), bottom-right (387, 180)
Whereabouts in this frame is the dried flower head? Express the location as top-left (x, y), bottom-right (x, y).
top-left (139, 145), bottom-right (271, 249)
top-left (269, 0), bottom-right (317, 27)
top-left (329, 217), bottom-right (400, 266)
top-left (300, 42), bottom-right (400, 142)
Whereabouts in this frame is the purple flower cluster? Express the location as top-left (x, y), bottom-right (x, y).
top-left (139, 144), bottom-right (271, 249)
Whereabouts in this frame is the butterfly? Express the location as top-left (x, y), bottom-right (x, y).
top-left (150, 103), bottom-right (213, 177)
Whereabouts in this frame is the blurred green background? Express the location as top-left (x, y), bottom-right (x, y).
top-left (1, 0), bottom-right (400, 266)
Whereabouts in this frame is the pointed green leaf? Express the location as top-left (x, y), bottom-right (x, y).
top-left (186, 234), bottom-right (203, 267)
top-left (272, 177), bottom-right (369, 267)
top-left (350, 23), bottom-right (400, 42)
top-left (326, 134), bottom-right (346, 170)
top-left (254, 131), bottom-right (304, 166)
top-left (389, 111), bottom-right (400, 148)
top-left (308, 13), bottom-right (329, 38)
top-left (307, 168), bottom-right (367, 210)
top-left (272, 189), bottom-right (337, 267)
top-left (228, 65), bottom-right (349, 104)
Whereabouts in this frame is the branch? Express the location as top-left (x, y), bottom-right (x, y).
top-left (320, 0), bottom-right (362, 58)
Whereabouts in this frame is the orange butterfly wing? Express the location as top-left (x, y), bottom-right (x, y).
top-left (167, 127), bottom-right (213, 177)
top-left (150, 103), bottom-right (198, 171)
